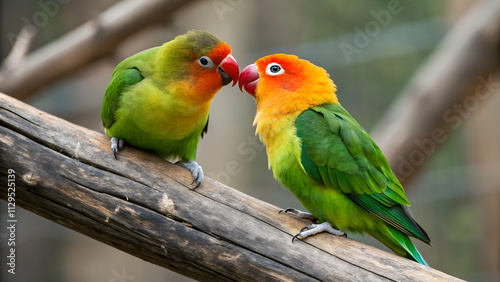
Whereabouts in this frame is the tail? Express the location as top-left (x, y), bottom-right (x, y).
top-left (373, 225), bottom-right (429, 266)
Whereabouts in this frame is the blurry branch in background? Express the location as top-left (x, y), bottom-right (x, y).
top-left (1, 26), bottom-right (35, 71)
top-left (0, 92), bottom-right (463, 281)
top-left (0, 0), bottom-right (198, 100)
top-left (371, 0), bottom-right (500, 186)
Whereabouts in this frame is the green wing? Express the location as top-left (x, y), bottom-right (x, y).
top-left (101, 67), bottom-right (144, 129)
top-left (295, 103), bottom-right (430, 244)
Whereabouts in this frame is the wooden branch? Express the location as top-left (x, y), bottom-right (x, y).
top-left (0, 92), bottom-right (462, 281)
top-left (371, 0), bottom-right (500, 185)
top-left (0, 0), bottom-right (198, 100)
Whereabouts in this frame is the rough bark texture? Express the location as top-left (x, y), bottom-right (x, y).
top-left (0, 92), bottom-right (463, 281)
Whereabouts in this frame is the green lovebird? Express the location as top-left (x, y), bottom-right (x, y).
top-left (101, 30), bottom-right (239, 188)
top-left (239, 54), bottom-right (431, 265)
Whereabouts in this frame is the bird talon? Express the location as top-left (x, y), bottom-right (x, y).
top-left (279, 208), bottom-right (295, 214)
top-left (110, 137), bottom-right (124, 160)
top-left (300, 225), bottom-right (311, 233)
top-left (292, 222), bottom-right (346, 242)
top-left (176, 160), bottom-right (204, 189)
top-left (292, 232), bottom-right (302, 243)
top-left (279, 208), bottom-right (317, 221)
top-left (190, 172), bottom-right (198, 185)
top-left (191, 177), bottom-right (203, 190)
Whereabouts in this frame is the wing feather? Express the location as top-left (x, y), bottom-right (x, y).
top-left (295, 103), bottom-right (430, 243)
top-left (101, 67), bottom-right (144, 129)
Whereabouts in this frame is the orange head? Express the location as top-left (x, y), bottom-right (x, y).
top-left (159, 30), bottom-right (239, 102)
top-left (239, 54), bottom-right (338, 117)
top-left (189, 40), bottom-right (239, 88)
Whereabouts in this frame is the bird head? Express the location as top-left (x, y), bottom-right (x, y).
top-left (161, 30), bottom-right (239, 102)
top-left (239, 54), bottom-right (338, 116)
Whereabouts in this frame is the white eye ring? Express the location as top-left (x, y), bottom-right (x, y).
top-left (198, 56), bottom-right (214, 69)
top-left (266, 63), bottom-right (284, 76)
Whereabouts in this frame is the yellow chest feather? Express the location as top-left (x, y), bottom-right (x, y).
top-left (254, 111), bottom-right (303, 173)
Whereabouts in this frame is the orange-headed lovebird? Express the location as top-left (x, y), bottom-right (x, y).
top-left (239, 54), bottom-right (430, 265)
top-left (101, 30), bottom-right (239, 188)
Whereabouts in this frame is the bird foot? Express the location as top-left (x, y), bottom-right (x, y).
top-left (176, 160), bottom-right (204, 189)
top-left (110, 137), bottom-right (124, 159)
top-left (292, 222), bottom-right (347, 243)
top-left (279, 208), bottom-right (317, 221)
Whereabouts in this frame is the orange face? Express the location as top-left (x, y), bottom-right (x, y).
top-left (239, 54), bottom-right (338, 116)
top-left (184, 42), bottom-right (239, 102)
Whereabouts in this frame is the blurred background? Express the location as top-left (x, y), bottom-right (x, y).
top-left (0, 0), bottom-right (499, 281)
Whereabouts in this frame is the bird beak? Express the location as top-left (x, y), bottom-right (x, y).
top-left (218, 54), bottom-right (239, 87)
top-left (238, 63), bottom-right (259, 96)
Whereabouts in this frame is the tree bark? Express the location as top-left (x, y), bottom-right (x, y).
top-left (0, 92), bottom-right (461, 281)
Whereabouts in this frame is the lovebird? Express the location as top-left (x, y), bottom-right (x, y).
top-left (239, 54), bottom-right (431, 265)
top-left (101, 30), bottom-right (239, 188)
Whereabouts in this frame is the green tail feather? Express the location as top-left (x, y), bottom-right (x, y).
top-left (387, 225), bottom-right (428, 266)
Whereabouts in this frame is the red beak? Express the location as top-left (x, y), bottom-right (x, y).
top-left (238, 63), bottom-right (259, 96)
top-left (218, 54), bottom-right (239, 87)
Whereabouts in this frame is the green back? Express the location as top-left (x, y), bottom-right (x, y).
top-left (295, 103), bottom-right (430, 244)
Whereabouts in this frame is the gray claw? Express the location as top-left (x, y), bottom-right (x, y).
top-left (292, 232), bottom-right (301, 243)
top-left (176, 160), bottom-right (204, 189)
top-left (291, 222), bottom-right (346, 243)
top-left (279, 208), bottom-right (317, 221)
top-left (110, 137), bottom-right (124, 159)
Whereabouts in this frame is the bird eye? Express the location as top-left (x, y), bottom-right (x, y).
top-left (198, 56), bottom-right (214, 69)
top-left (266, 63), bottom-right (284, 76)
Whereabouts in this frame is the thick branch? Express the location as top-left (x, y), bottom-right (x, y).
top-left (371, 0), bottom-right (500, 185)
top-left (0, 92), bottom-right (461, 281)
top-left (0, 0), bottom-right (198, 99)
